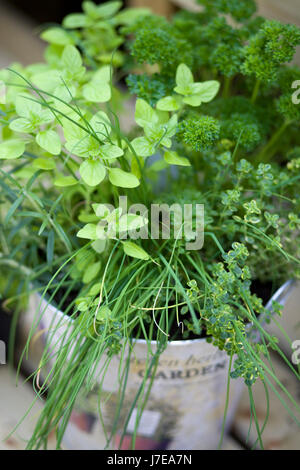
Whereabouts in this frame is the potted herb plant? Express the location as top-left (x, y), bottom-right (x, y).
top-left (1, 0), bottom-right (300, 450)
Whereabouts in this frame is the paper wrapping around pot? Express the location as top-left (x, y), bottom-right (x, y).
top-left (19, 293), bottom-right (244, 450)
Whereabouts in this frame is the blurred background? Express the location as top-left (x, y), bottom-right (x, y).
top-left (0, 0), bottom-right (300, 67)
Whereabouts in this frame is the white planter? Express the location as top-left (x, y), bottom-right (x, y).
top-left (21, 293), bottom-right (245, 450)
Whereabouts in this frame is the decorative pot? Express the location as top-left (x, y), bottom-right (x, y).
top-left (21, 280), bottom-right (300, 450)
top-left (20, 293), bottom-right (245, 450)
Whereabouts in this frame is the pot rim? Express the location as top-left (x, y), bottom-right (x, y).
top-left (35, 279), bottom-right (295, 348)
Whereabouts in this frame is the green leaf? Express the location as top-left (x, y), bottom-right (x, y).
top-left (114, 8), bottom-right (151, 25)
top-left (182, 95), bottom-right (203, 107)
top-left (63, 13), bottom-right (87, 29)
top-left (77, 223), bottom-right (97, 240)
top-left (122, 241), bottom-right (150, 260)
top-left (9, 118), bottom-right (35, 133)
top-left (156, 95), bottom-right (181, 111)
top-left (82, 82), bottom-right (111, 103)
top-left (83, 261), bottom-right (101, 284)
top-left (63, 118), bottom-right (88, 144)
top-left (4, 195), bottom-right (24, 225)
top-left (135, 98), bottom-right (157, 128)
top-left (91, 239), bottom-right (106, 254)
top-left (96, 1), bottom-right (122, 18)
top-left (164, 114), bottom-right (178, 138)
top-left (100, 144), bottom-right (123, 159)
top-left (47, 230), bottom-right (55, 265)
top-left (62, 45), bottom-right (82, 71)
top-left (54, 175), bottom-right (78, 187)
top-left (92, 65), bottom-right (111, 83)
top-left (118, 214), bottom-right (148, 232)
top-left (164, 150), bottom-right (191, 166)
top-left (31, 70), bottom-right (62, 94)
top-left (65, 135), bottom-right (98, 158)
top-left (131, 137), bottom-right (155, 157)
top-left (40, 28), bottom-right (73, 45)
top-left (0, 139), bottom-right (25, 159)
top-left (192, 81), bottom-right (220, 104)
top-left (36, 130), bottom-right (62, 155)
top-left (108, 168), bottom-right (140, 188)
top-left (96, 305), bottom-right (112, 322)
top-left (15, 94), bottom-right (41, 118)
top-left (90, 111), bottom-right (111, 137)
top-left (33, 158), bottom-right (56, 170)
top-left (79, 159), bottom-right (106, 186)
top-left (176, 64), bottom-right (194, 89)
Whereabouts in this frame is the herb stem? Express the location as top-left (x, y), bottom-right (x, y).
top-left (251, 78), bottom-right (261, 104)
top-left (255, 120), bottom-right (290, 164)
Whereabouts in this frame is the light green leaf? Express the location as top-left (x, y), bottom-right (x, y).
top-left (96, 305), bottom-right (112, 322)
top-left (100, 144), bottom-right (123, 159)
top-left (164, 114), bottom-right (178, 137)
top-left (39, 109), bottom-right (55, 124)
top-left (63, 119), bottom-right (88, 144)
top-left (9, 118), bottom-right (35, 133)
top-left (36, 130), bottom-right (62, 155)
top-left (40, 28), bottom-right (73, 46)
top-left (63, 13), bottom-right (87, 29)
top-left (77, 223), bottom-right (97, 240)
top-left (108, 168), bottom-right (140, 188)
top-left (83, 1), bottom-right (101, 18)
top-left (135, 98), bottom-right (157, 128)
top-left (92, 66), bottom-right (111, 83)
top-left (148, 159), bottom-right (168, 172)
top-left (65, 136), bottom-right (96, 158)
top-left (131, 137), bottom-right (155, 157)
top-left (15, 94), bottom-right (41, 118)
top-left (91, 239), bottom-right (106, 254)
top-left (33, 158), bottom-right (56, 170)
top-left (114, 8), bottom-right (151, 25)
top-left (92, 203), bottom-right (111, 218)
top-left (182, 95), bottom-right (203, 107)
top-left (90, 111), bottom-right (111, 137)
top-left (0, 139), bottom-right (25, 159)
top-left (54, 175), bottom-right (78, 187)
top-left (79, 159), bottom-right (106, 186)
top-left (31, 70), bottom-right (62, 94)
top-left (82, 81), bottom-right (111, 103)
top-left (176, 64), bottom-right (194, 89)
top-left (96, 1), bottom-right (122, 18)
top-left (122, 241), bottom-right (150, 260)
top-left (118, 214), bottom-right (148, 232)
top-left (164, 150), bottom-right (191, 166)
top-left (83, 261), bottom-right (101, 284)
top-left (156, 95), bottom-right (181, 111)
top-left (62, 45), bottom-right (82, 71)
top-left (156, 110), bottom-right (169, 125)
top-left (160, 137), bottom-right (172, 148)
top-left (192, 80), bottom-right (220, 103)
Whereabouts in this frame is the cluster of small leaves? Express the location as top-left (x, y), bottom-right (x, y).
top-left (197, 0), bottom-right (257, 22)
top-left (200, 96), bottom-right (273, 154)
top-left (40, 1), bottom-right (152, 69)
top-left (124, 15), bottom-right (193, 71)
top-left (242, 20), bottom-right (300, 82)
top-left (76, 297), bottom-right (123, 356)
top-left (126, 73), bottom-right (172, 106)
top-left (220, 113), bottom-right (262, 152)
top-left (195, 242), bottom-right (265, 385)
top-left (125, 4), bottom-right (300, 163)
top-left (177, 116), bottom-right (220, 151)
